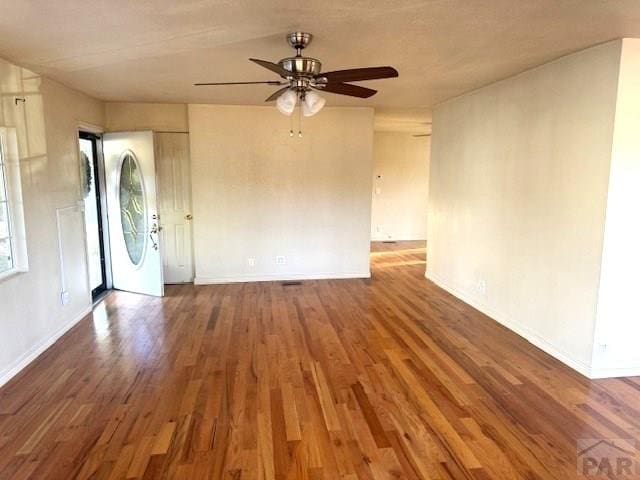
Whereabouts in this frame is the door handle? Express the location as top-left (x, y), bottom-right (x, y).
top-left (185, 214), bottom-right (193, 220)
top-left (149, 223), bottom-right (159, 251)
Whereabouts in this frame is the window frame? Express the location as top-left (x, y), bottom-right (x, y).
top-left (0, 127), bottom-right (28, 283)
top-left (0, 141), bottom-right (14, 276)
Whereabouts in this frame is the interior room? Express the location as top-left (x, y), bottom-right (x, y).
top-left (0, 2), bottom-right (639, 479)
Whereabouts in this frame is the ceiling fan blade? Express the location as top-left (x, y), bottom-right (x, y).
top-left (316, 66), bottom-right (398, 83)
top-left (315, 82), bottom-right (377, 98)
top-left (194, 80), bottom-right (284, 86)
top-left (249, 58), bottom-right (290, 78)
top-left (265, 86), bottom-right (290, 102)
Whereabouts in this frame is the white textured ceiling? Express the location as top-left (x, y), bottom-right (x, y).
top-left (1, 0), bottom-right (639, 115)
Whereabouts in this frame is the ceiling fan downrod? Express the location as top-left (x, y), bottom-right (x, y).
top-left (286, 32), bottom-right (313, 56)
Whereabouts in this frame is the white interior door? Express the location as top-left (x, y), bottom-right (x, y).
top-left (104, 131), bottom-right (164, 296)
top-left (155, 132), bottom-right (194, 283)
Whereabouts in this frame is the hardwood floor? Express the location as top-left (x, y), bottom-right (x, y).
top-left (1, 241), bottom-right (639, 479)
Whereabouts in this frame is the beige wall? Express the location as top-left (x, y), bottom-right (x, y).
top-left (0, 60), bottom-right (104, 385)
top-left (105, 102), bottom-right (187, 132)
top-left (592, 39), bottom-right (640, 377)
top-left (371, 131), bottom-right (429, 240)
top-left (188, 104), bottom-right (374, 283)
top-left (427, 41), bottom-right (621, 376)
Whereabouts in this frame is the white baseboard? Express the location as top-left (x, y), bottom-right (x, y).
top-left (195, 271), bottom-right (371, 285)
top-left (425, 270), bottom-right (595, 379)
top-left (0, 306), bottom-right (92, 388)
top-left (371, 236), bottom-right (427, 242)
top-left (589, 366), bottom-right (640, 379)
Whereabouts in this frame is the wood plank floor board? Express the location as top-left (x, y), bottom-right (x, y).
top-left (1, 241), bottom-right (639, 479)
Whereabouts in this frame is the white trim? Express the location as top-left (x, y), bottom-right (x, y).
top-left (0, 128), bottom-right (28, 274)
top-left (55, 205), bottom-right (81, 295)
top-left (425, 270), bottom-right (595, 379)
top-left (590, 366), bottom-right (640, 379)
top-left (195, 271), bottom-right (371, 285)
top-left (371, 237), bottom-right (427, 242)
top-left (0, 306), bottom-right (92, 388)
top-left (77, 121), bottom-right (104, 135)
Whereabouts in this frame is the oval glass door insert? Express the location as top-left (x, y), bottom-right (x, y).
top-left (119, 152), bottom-right (146, 265)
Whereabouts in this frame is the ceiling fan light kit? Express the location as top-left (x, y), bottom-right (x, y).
top-left (276, 89), bottom-right (298, 115)
top-left (195, 32), bottom-right (399, 132)
top-left (302, 90), bottom-right (326, 117)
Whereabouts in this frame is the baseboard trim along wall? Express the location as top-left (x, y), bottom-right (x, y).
top-left (589, 366), bottom-right (640, 379)
top-left (195, 271), bottom-right (371, 285)
top-left (371, 236), bottom-right (427, 242)
top-left (0, 306), bottom-right (92, 388)
top-left (425, 271), bottom-right (597, 379)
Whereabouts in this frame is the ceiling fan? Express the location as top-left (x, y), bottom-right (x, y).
top-left (194, 32), bottom-right (399, 117)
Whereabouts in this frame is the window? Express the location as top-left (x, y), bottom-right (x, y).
top-left (0, 127), bottom-right (27, 280)
top-left (119, 152), bottom-right (147, 265)
top-left (0, 142), bottom-right (13, 273)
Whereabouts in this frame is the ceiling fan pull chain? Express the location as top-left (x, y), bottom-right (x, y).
top-left (289, 108), bottom-right (294, 137)
top-left (298, 101), bottom-right (303, 138)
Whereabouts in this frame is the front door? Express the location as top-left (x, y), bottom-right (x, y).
top-left (104, 131), bottom-right (164, 297)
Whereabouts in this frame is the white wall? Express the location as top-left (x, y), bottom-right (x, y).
top-left (592, 39), bottom-right (640, 377)
top-left (188, 105), bottom-right (374, 283)
top-left (0, 59), bottom-right (104, 386)
top-left (371, 131), bottom-right (429, 240)
top-left (427, 41), bottom-right (621, 376)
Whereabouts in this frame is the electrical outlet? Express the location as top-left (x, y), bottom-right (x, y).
top-left (60, 290), bottom-right (70, 305)
top-left (247, 258), bottom-right (255, 267)
top-left (276, 255), bottom-right (286, 265)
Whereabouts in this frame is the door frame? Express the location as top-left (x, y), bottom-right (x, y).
top-left (79, 129), bottom-right (112, 299)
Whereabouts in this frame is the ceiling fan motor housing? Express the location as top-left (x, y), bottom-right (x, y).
top-left (280, 32), bottom-right (321, 85)
top-left (279, 57), bottom-right (322, 77)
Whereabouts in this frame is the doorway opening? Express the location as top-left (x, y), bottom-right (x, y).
top-left (80, 130), bottom-right (193, 300)
top-left (79, 131), bottom-right (109, 300)
top-left (369, 130), bottom-right (430, 271)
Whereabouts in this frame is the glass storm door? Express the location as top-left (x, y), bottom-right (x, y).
top-left (79, 132), bottom-right (107, 299)
top-left (104, 131), bottom-right (164, 297)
